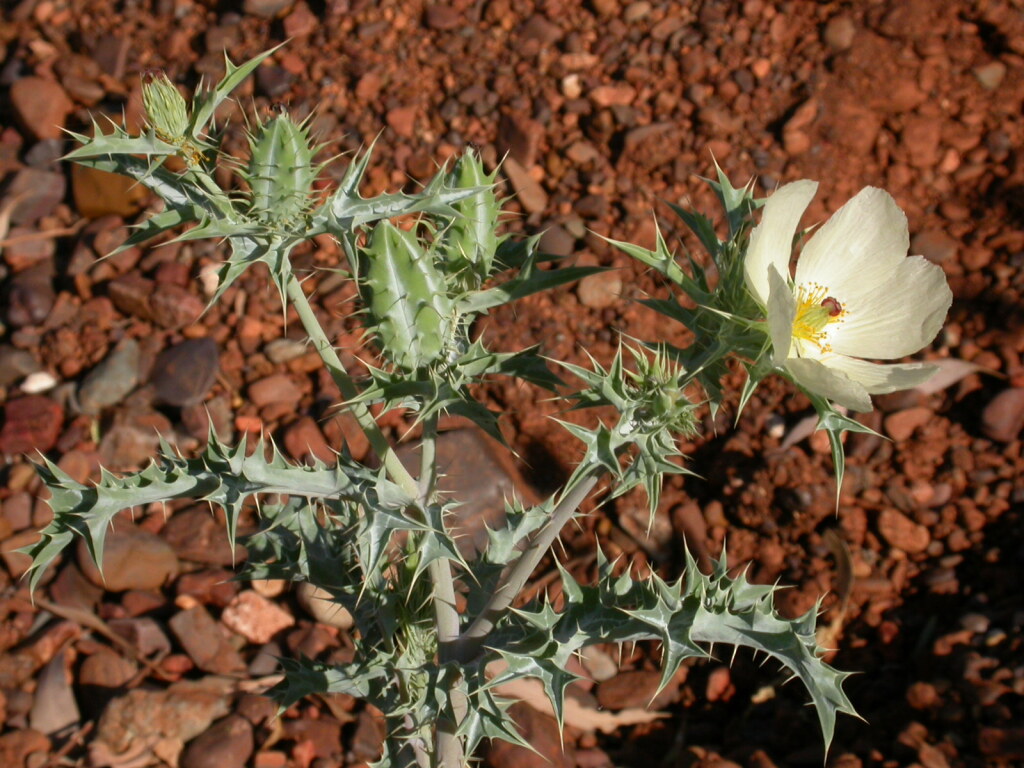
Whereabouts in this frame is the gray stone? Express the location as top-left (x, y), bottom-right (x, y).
top-left (151, 338), bottom-right (219, 406)
top-left (0, 345), bottom-right (41, 387)
top-left (78, 339), bottom-right (140, 414)
top-left (29, 651), bottom-right (79, 734)
top-left (397, 429), bottom-right (539, 559)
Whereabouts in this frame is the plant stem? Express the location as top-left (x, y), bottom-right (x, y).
top-left (420, 414), bottom-right (465, 768)
top-left (454, 471), bottom-right (601, 662)
top-left (286, 278), bottom-right (465, 765)
top-left (283, 269), bottom-right (419, 498)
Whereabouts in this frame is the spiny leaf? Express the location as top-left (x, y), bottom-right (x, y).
top-left (21, 431), bottom-right (407, 593)
top-left (484, 546), bottom-right (858, 755)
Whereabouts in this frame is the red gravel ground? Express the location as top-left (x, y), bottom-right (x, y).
top-left (1, 1), bottom-right (1023, 767)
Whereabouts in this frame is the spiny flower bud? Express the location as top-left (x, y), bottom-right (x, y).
top-left (142, 70), bottom-right (190, 142)
top-left (245, 112), bottom-right (318, 225)
top-left (443, 149), bottom-right (499, 285)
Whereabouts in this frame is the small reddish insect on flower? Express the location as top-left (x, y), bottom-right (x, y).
top-left (821, 297), bottom-right (842, 317)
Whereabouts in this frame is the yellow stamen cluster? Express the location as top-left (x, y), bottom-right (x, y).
top-left (792, 281), bottom-right (845, 353)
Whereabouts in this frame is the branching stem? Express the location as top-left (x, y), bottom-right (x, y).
top-left (454, 470), bottom-right (602, 662)
top-left (287, 275), bottom-right (465, 764)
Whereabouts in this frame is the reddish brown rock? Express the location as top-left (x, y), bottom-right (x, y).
top-left (282, 717), bottom-right (344, 761)
top-left (0, 729), bottom-right (50, 768)
top-left (3, 168), bottom-right (67, 226)
top-left (487, 702), bottom-right (574, 768)
top-left (92, 684), bottom-right (231, 767)
top-left (283, 416), bottom-right (334, 463)
top-left (577, 270), bottom-right (622, 309)
top-left (248, 373), bottom-right (303, 409)
top-left (884, 407), bottom-right (934, 441)
top-left (0, 396), bottom-right (64, 455)
top-left (596, 669), bottom-right (677, 710)
top-left (71, 162), bottom-right (149, 219)
top-left (150, 284), bottom-right (205, 329)
top-left (160, 507), bottom-right (247, 567)
top-left (498, 113), bottom-right (544, 168)
top-left (10, 77), bottom-right (74, 140)
top-left (107, 273), bottom-right (155, 320)
top-left (877, 509), bottom-right (930, 554)
top-left (902, 116), bottom-right (942, 168)
top-left (180, 714), bottom-right (254, 768)
top-left (151, 338), bottom-right (220, 407)
top-left (176, 568), bottom-right (240, 608)
top-left (76, 523), bottom-right (179, 592)
top-left (589, 83), bottom-right (636, 108)
top-left (981, 388), bottom-right (1024, 442)
top-left (385, 106), bottom-right (417, 138)
top-left (168, 605), bottom-right (247, 676)
top-left (502, 157), bottom-right (547, 214)
top-left (221, 590), bottom-right (295, 644)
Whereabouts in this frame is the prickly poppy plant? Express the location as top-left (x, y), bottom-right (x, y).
top-left (22, 49), bottom-right (950, 768)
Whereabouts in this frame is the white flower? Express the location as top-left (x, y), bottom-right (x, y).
top-left (743, 181), bottom-right (952, 412)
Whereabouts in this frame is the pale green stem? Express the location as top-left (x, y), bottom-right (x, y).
top-left (419, 415), bottom-right (464, 768)
top-left (283, 270), bottom-right (418, 498)
top-left (453, 471), bottom-right (601, 663)
top-left (287, 272), bottom-right (464, 765)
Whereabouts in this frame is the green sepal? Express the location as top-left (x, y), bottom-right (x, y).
top-left (701, 159), bottom-right (761, 238)
top-left (440, 148), bottom-right (502, 287)
top-left (665, 202), bottom-right (722, 260)
top-left (240, 111), bottom-right (322, 226)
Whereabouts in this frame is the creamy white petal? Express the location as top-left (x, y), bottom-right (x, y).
top-left (766, 265), bottom-right (796, 366)
top-left (794, 187), bottom-right (909, 294)
top-left (744, 180), bottom-right (818, 307)
top-left (785, 357), bottom-right (873, 412)
top-left (826, 255), bottom-right (952, 359)
top-left (818, 354), bottom-right (940, 394)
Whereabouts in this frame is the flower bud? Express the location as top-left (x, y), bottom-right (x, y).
top-left (142, 71), bottom-right (190, 142)
top-left (245, 113), bottom-right (318, 225)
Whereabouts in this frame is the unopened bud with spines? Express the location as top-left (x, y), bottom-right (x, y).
top-left (244, 111), bottom-right (319, 228)
top-left (363, 221), bottom-right (455, 372)
top-left (141, 70), bottom-right (190, 143)
top-left (442, 149), bottom-right (500, 288)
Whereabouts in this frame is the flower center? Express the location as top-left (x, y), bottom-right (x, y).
top-left (792, 282), bottom-right (844, 353)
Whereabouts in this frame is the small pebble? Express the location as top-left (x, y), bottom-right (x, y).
top-left (981, 388), bottom-right (1024, 442)
top-left (151, 338), bottom-right (220, 407)
top-left (577, 270), bottom-right (622, 309)
top-left (20, 371), bottom-right (57, 394)
top-left (823, 15), bottom-right (856, 51)
top-left (973, 61), bottom-right (1006, 90)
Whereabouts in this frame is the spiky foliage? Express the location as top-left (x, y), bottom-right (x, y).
top-left (484, 547), bottom-right (857, 753)
top-left (558, 344), bottom-right (699, 517)
top-left (20, 432), bottom-right (409, 594)
top-left (65, 52), bottom-right (482, 309)
top-left (602, 166), bottom-right (768, 418)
